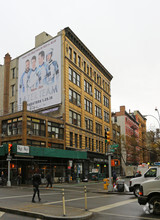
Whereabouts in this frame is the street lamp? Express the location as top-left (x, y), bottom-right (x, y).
top-left (143, 114), bottom-right (160, 130)
top-left (155, 107), bottom-right (160, 125)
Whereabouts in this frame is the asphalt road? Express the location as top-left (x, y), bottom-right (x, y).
top-left (0, 182), bottom-right (159, 220)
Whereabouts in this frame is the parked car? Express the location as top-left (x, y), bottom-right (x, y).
top-left (138, 176), bottom-right (160, 214)
top-left (129, 166), bottom-right (160, 197)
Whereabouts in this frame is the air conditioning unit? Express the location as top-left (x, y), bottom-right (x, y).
top-left (100, 116), bottom-right (102, 119)
top-left (1, 133), bottom-right (5, 138)
top-left (90, 92), bottom-right (93, 96)
top-left (77, 103), bottom-right (81, 107)
top-left (28, 131), bottom-right (33, 135)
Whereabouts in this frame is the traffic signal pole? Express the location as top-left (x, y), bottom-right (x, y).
top-left (105, 130), bottom-right (113, 192)
top-left (7, 144), bottom-right (12, 187)
top-left (108, 145), bottom-right (113, 192)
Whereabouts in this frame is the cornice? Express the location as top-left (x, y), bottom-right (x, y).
top-left (64, 27), bottom-right (113, 81)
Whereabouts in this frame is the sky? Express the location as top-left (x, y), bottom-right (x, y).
top-left (0, 0), bottom-right (160, 131)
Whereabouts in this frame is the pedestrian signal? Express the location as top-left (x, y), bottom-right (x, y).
top-left (8, 144), bottom-right (12, 154)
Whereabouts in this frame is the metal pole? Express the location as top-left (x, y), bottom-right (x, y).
top-left (7, 152), bottom-right (11, 187)
top-left (84, 186), bottom-right (87, 211)
top-left (62, 189), bottom-right (66, 216)
top-left (108, 145), bottom-right (113, 192)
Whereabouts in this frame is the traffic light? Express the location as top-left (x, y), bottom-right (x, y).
top-left (105, 131), bottom-right (110, 144)
top-left (8, 144), bottom-right (12, 154)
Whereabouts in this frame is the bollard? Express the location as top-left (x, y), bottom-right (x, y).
top-left (62, 189), bottom-right (66, 216)
top-left (84, 186), bottom-right (87, 211)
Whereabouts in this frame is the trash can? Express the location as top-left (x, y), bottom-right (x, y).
top-left (103, 178), bottom-right (109, 190)
top-left (117, 179), bottom-right (125, 192)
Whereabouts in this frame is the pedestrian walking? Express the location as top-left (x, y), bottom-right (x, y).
top-left (32, 171), bottom-right (41, 203)
top-left (112, 171), bottom-right (117, 185)
top-left (46, 172), bottom-right (52, 188)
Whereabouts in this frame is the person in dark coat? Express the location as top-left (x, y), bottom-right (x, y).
top-left (32, 172), bottom-right (41, 203)
top-left (46, 172), bottom-right (52, 188)
top-left (112, 171), bottom-right (117, 185)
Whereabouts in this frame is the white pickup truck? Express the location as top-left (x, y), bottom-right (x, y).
top-left (129, 166), bottom-right (160, 197)
top-left (138, 177), bottom-right (160, 214)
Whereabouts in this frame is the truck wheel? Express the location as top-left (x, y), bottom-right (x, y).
top-left (149, 196), bottom-right (160, 214)
top-left (134, 186), bottom-right (140, 197)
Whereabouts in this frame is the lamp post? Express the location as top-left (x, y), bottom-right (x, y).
top-left (143, 114), bottom-right (160, 130)
top-left (155, 107), bottom-right (160, 128)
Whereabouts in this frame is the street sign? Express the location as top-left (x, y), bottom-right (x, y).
top-left (110, 149), bottom-right (115, 153)
top-left (110, 144), bottom-right (119, 148)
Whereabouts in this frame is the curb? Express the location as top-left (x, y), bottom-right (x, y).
top-left (0, 207), bottom-right (93, 220)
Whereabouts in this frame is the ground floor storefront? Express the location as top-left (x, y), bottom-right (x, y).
top-left (0, 144), bottom-right (110, 185)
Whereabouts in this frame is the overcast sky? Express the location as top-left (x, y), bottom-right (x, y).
top-left (0, 0), bottom-right (160, 130)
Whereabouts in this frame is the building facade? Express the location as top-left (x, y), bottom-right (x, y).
top-left (133, 110), bottom-right (149, 163)
top-left (112, 106), bottom-right (140, 173)
top-left (0, 28), bottom-right (113, 182)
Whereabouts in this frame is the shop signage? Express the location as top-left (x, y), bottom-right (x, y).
top-left (93, 158), bottom-right (108, 163)
top-left (17, 145), bottom-right (29, 154)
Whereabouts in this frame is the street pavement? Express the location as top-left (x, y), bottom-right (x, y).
top-left (0, 180), bottom-right (159, 220)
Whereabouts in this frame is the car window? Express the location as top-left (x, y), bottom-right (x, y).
top-left (145, 168), bottom-right (157, 177)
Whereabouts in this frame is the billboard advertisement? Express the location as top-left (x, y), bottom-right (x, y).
top-left (18, 35), bottom-right (61, 111)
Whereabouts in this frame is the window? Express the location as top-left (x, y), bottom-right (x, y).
top-left (48, 121), bottom-right (64, 139)
top-left (69, 110), bottom-right (81, 127)
top-left (73, 51), bottom-right (77, 64)
top-left (85, 118), bottom-right (93, 131)
top-left (69, 89), bottom-right (81, 107)
top-left (70, 132), bottom-right (73, 146)
top-left (87, 65), bottom-right (89, 75)
top-left (85, 137), bottom-right (87, 149)
top-left (12, 68), bottom-right (15, 79)
top-left (27, 117), bottom-right (47, 137)
top-left (92, 139), bottom-right (94, 151)
top-left (79, 135), bottom-right (82, 148)
top-left (104, 111), bottom-right (110, 123)
top-left (113, 129), bottom-right (116, 139)
top-left (78, 56), bottom-right (81, 67)
top-left (90, 67), bottom-right (92, 78)
top-left (104, 96), bottom-right (109, 108)
top-left (84, 99), bottom-right (92, 113)
top-left (27, 140), bottom-right (45, 147)
top-left (94, 71), bottom-right (96, 82)
top-left (89, 138), bottom-right (91, 150)
top-left (84, 61), bottom-right (86, 72)
top-left (144, 168), bottom-right (157, 177)
top-left (69, 47), bottom-right (72, 60)
top-left (95, 105), bottom-right (102, 118)
top-left (69, 68), bottom-right (80, 87)
top-left (95, 88), bottom-right (101, 102)
top-left (11, 102), bottom-right (15, 113)
top-left (2, 117), bottom-right (22, 136)
top-left (84, 80), bottom-right (92, 95)
top-left (96, 123), bottom-right (102, 135)
top-left (96, 140), bottom-right (98, 152)
top-left (11, 85), bottom-right (15, 96)
top-left (75, 134), bottom-right (78, 148)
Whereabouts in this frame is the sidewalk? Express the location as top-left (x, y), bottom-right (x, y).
top-left (0, 203), bottom-right (92, 220)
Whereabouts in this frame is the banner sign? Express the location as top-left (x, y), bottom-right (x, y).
top-left (18, 36), bottom-right (61, 110)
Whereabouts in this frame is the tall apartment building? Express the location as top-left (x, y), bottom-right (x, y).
top-left (0, 28), bottom-right (113, 183)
